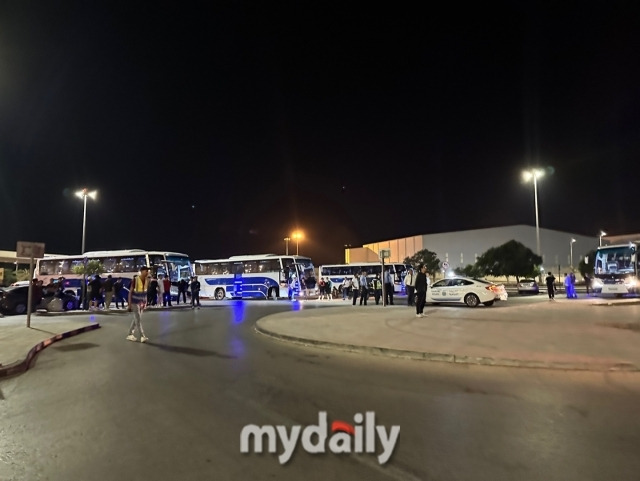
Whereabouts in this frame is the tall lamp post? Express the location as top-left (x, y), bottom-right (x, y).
top-left (284, 237), bottom-right (291, 255)
top-left (291, 231), bottom-right (303, 256)
top-left (75, 188), bottom-right (97, 309)
top-left (599, 231), bottom-right (607, 247)
top-left (570, 238), bottom-right (576, 268)
top-left (522, 169), bottom-right (545, 257)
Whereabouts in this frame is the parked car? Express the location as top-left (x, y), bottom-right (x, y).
top-left (0, 286), bottom-right (78, 315)
top-left (517, 278), bottom-right (539, 295)
top-left (427, 276), bottom-right (508, 307)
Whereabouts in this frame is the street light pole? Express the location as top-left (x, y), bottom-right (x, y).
top-left (291, 231), bottom-right (303, 256)
top-left (522, 169), bottom-right (545, 257)
top-left (599, 231), bottom-right (607, 247)
top-left (75, 189), bottom-right (97, 310)
top-left (284, 237), bottom-right (290, 255)
top-left (570, 238), bottom-right (576, 267)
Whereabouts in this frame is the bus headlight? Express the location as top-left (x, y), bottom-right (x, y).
top-left (592, 279), bottom-right (603, 289)
top-left (625, 279), bottom-right (638, 289)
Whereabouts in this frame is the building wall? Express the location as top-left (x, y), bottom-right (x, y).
top-left (360, 225), bottom-right (599, 273)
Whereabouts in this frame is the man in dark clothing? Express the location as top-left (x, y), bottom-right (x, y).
top-left (89, 275), bottom-right (102, 310)
top-left (545, 272), bottom-right (556, 300)
top-left (177, 278), bottom-right (188, 304)
top-left (372, 274), bottom-right (382, 305)
top-left (414, 264), bottom-right (428, 318)
top-left (383, 268), bottom-right (394, 305)
top-left (147, 276), bottom-right (159, 306)
top-left (162, 276), bottom-right (172, 307)
top-left (190, 276), bottom-right (201, 308)
top-left (114, 278), bottom-right (126, 309)
top-left (584, 273), bottom-right (591, 296)
top-left (103, 275), bottom-right (114, 311)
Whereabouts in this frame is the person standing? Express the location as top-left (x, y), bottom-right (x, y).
top-left (570, 272), bottom-right (577, 298)
top-left (351, 275), bottom-right (360, 306)
top-left (162, 275), bottom-right (172, 307)
top-left (342, 276), bottom-right (351, 300)
top-left (318, 278), bottom-right (326, 300)
top-left (415, 264), bottom-right (428, 318)
top-left (127, 266), bottom-right (150, 343)
top-left (584, 273), bottom-right (591, 296)
top-left (190, 276), bottom-right (201, 308)
top-left (89, 274), bottom-right (102, 310)
top-left (147, 275), bottom-right (159, 307)
top-left (545, 272), bottom-right (556, 300)
top-left (404, 268), bottom-right (416, 306)
top-left (359, 271), bottom-right (369, 306)
top-left (372, 274), bottom-right (383, 305)
top-left (114, 278), bottom-right (126, 309)
top-left (177, 278), bottom-right (188, 304)
top-left (157, 274), bottom-right (166, 307)
top-left (103, 275), bottom-right (114, 311)
top-left (383, 268), bottom-right (394, 305)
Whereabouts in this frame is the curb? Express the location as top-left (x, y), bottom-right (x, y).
top-left (254, 323), bottom-right (640, 373)
top-left (0, 323), bottom-right (101, 379)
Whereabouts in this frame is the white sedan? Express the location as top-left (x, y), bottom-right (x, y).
top-left (427, 277), bottom-right (508, 307)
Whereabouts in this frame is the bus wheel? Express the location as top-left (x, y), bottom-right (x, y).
top-left (268, 287), bottom-right (277, 300)
top-left (215, 288), bottom-right (225, 300)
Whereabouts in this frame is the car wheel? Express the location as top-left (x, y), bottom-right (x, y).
top-left (64, 299), bottom-right (77, 311)
top-left (464, 293), bottom-right (480, 308)
top-left (483, 300), bottom-right (495, 307)
top-left (215, 288), bottom-right (225, 300)
top-left (517, 290), bottom-right (523, 295)
top-left (14, 303), bottom-right (27, 315)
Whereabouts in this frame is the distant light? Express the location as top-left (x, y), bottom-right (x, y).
top-left (571, 238), bottom-right (576, 243)
top-left (522, 169), bottom-right (544, 182)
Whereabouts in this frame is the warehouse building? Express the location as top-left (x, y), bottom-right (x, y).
top-left (346, 225), bottom-right (599, 274)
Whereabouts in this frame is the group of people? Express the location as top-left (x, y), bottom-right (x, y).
top-left (544, 271), bottom-right (586, 300)
top-left (80, 273), bottom-right (201, 312)
top-left (337, 268), bottom-right (397, 306)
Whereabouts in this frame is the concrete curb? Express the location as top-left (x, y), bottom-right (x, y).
top-left (254, 323), bottom-right (640, 373)
top-left (0, 323), bottom-right (101, 379)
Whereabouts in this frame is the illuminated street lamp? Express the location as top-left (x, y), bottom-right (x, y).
top-left (570, 238), bottom-right (576, 267)
top-left (599, 230), bottom-right (607, 247)
top-left (291, 231), bottom-right (303, 256)
top-left (75, 188), bottom-right (98, 254)
top-left (284, 237), bottom-right (291, 255)
top-left (75, 188), bottom-right (97, 310)
top-left (522, 169), bottom-right (545, 257)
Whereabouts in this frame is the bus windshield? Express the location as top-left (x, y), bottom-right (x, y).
top-left (595, 245), bottom-right (637, 276)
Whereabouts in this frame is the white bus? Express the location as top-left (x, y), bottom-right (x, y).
top-left (319, 262), bottom-right (410, 294)
top-left (194, 254), bottom-right (317, 300)
top-left (35, 249), bottom-right (193, 298)
top-left (592, 243), bottom-right (640, 296)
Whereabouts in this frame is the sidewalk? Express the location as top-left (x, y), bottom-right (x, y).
top-left (256, 298), bottom-right (640, 371)
top-left (0, 315), bottom-right (101, 378)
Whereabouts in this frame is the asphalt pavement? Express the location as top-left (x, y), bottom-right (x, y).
top-left (1, 298), bottom-right (640, 480)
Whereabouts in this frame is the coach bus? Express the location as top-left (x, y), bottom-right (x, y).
top-left (319, 262), bottom-right (410, 294)
top-left (194, 254), bottom-right (317, 300)
top-left (35, 249), bottom-right (193, 298)
top-left (592, 242), bottom-right (640, 296)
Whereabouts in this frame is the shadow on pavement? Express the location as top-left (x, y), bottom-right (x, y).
top-left (145, 342), bottom-right (237, 359)
top-left (53, 343), bottom-right (100, 352)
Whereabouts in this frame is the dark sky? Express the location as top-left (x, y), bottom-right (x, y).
top-left (1, 1), bottom-right (639, 264)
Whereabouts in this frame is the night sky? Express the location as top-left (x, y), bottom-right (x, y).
top-left (1, 2), bottom-right (639, 264)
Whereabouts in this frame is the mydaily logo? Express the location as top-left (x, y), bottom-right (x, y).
top-left (240, 411), bottom-right (400, 465)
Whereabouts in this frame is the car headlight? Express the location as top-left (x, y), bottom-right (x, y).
top-left (624, 279), bottom-right (638, 288)
top-left (592, 279), bottom-right (603, 289)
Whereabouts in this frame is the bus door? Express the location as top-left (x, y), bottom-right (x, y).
top-left (232, 262), bottom-right (244, 298)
